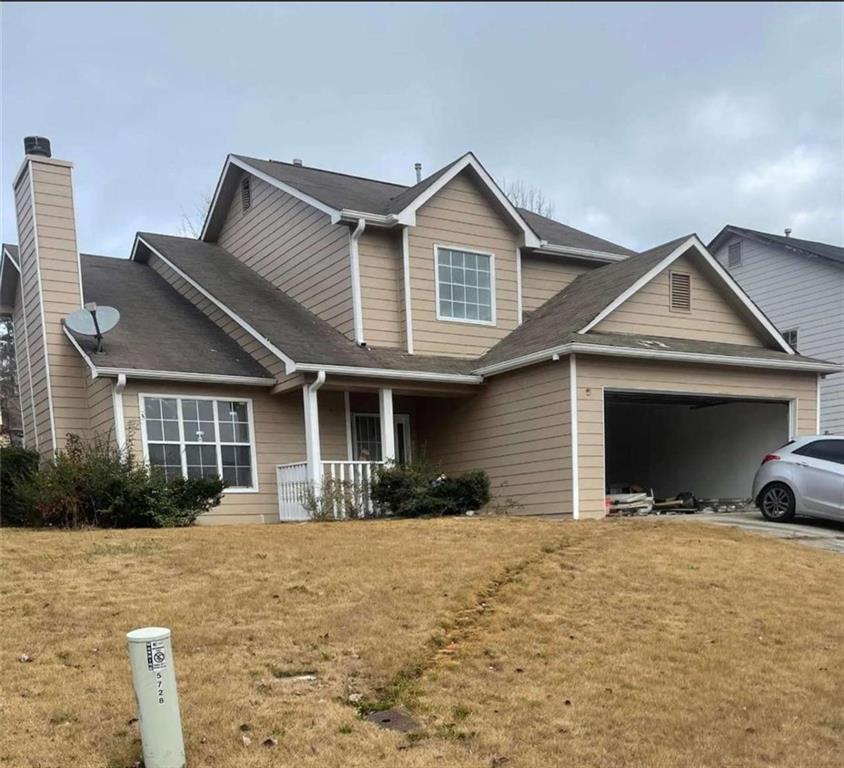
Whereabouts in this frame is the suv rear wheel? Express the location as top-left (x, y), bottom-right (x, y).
top-left (758, 482), bottom-right (795, 522)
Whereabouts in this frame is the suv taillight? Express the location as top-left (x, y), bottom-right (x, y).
top-left (761, 454), bottom-right (780, 465)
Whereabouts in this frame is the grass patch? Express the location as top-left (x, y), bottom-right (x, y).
top-left (2, 517), bottom-right (843, 767)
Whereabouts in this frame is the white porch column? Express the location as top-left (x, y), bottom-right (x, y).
top-left (303, 372), bottom-right (325, 484)
top-left (379, 387), bottom-right (395, 463)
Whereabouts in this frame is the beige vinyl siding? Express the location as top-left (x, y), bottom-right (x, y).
top-left (407, 172), bottom-right (520, 357)
top-left (575, 356), bottom-right (818, 519)
top-left (119, 381), bottom-right (346, 524)
top-left (28, 162), bottom-right (90, 449)
top-left (521, 255), bottom-right (594, 315)
top-left (11, 281), bottom-right (37, 448)
top-left (122, 382), bottom-right (302, 524)
top-left (87, 373), bottom-right (114, 439)
top-left (217, 174), bottom-right (355, 339)
top-left (317, 389), bottom-right (350, 461)
top-left (594, 254), bottom-right (767, 346)
top-left (418, 361), bottom-right (573, 516)
top-left (14, 165), bottom-right (52, 453)
top-left (358, 229), bottom-right (404, 348)
top-left (147, 254), bottom-right (288, 381)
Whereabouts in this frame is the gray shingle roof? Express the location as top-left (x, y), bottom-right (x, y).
top-left (72, 255), bottom-right (273, 379)
top-left (136, 233), bottom-right (480, 376)
top-left (709, 225), bottom-right (844, 266)
top-left (517, 209), bottom-right (635, 257)
top-left (480, 235), bottom-right (693, 366)
top-left (232, 154), bottom-right (632, 254)
top-left (233, 155), bottom-right (407, 215)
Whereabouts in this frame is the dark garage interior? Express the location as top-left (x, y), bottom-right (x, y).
top-left (604, 391), bottom-right (790, 500)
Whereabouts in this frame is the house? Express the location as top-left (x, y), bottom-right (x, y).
top-left (0, 137), bottom-right (837, 524)
top-left (709, 226), bottom-right (843, 435)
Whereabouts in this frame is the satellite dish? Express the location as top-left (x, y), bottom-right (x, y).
top-left (65, 303), bottom-right (120, 353)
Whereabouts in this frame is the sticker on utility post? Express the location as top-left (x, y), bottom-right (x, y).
top-left (145, 640), bottom-right (168, 671)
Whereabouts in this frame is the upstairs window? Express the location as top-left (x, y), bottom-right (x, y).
top-left (669, 271), bottom-right (691, 312)
top-left (141, 396), bottom-right (256, 490)
top-left (435, 246), bottom-right (495, 324)
top-left (782, 328), bottom-right (798, 350)
top-left (240, 176), bottom-right (252, 212)
top-left (727, 241), bottom-right (742, 268)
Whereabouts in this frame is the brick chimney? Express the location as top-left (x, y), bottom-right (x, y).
top-left (13, 137), bottom-right (88, 455)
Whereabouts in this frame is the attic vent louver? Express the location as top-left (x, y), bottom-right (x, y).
top-left (241, 176), bottom-right (252, 212)
top-left (669, 272), bottom-right (691, 312)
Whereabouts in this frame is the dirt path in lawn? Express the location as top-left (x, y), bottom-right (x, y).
top-left (377, 521), bottom-right (844, 768)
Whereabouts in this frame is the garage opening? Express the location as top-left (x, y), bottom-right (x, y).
top-left (604, 391), bottom-right (790, 501)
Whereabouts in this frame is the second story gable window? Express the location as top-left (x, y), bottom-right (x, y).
top-left (435, 246), bottom-right (495, 325)
top-left (727, 241), bottom-right (742, 268)
top-left (240, 176), bottom-right (252, 212)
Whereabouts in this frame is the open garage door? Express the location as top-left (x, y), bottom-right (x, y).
top-left (604, 391), bottom-right (790, 501)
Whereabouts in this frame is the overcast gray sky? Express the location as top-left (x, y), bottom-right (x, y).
top-left (2, 2), bottom-right (842, 255)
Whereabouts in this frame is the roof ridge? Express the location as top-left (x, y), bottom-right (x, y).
top-left (730, 224), bottom-right (841, 250)
top-left (240, 155), bottom-right (410, 191)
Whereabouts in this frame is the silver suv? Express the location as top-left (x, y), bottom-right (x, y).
top-left (752, 436), bottom-right (844, 522)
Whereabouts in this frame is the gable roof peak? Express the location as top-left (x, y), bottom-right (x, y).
top-left (708, 224), bottom-right (844, 266)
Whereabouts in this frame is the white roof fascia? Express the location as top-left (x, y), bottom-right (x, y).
top-left (392, 154), bottom-right (542, 247)
top-left (199, 155), bottom-right (344, 241)
top-left (473, 341), bottom-right (837, 378)
top-left (294, 362), bottom-right (482, 385)
top-left (534, 242), bottom-right (628, 263)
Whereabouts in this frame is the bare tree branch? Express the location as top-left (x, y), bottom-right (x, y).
top-left (502, 178), bottom-right (556, 219)
top-left (177, 189), bottom-right (215, 239)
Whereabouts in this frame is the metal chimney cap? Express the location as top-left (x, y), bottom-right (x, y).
top-left (24, 136), bottom-right (52, 158)
top-left (292, 158), bottom-right (303, 166)
top-left (784, 227), bottom-right (792, 237)
top-left (414, 162), bottom-right (422, 182)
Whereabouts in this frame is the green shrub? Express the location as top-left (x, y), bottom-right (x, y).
top-left (16, 433), bottom-right (225, 528)
top-left (0, 446), bottom-right (40, 526)
top-left (370, 460), bottom-right (491, 518)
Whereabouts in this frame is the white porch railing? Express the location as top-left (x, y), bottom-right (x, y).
top-left (276, 461), bottom-right (383, 522)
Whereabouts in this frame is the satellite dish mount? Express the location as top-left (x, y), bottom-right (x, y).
top-left (64, 303), bottom-right (121, 355)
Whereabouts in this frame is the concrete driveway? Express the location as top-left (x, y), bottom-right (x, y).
top-left (694, 510), bottom-right (844, 555)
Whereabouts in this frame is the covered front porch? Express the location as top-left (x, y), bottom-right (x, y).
top-left (275, 375), bottom-right (477, 521)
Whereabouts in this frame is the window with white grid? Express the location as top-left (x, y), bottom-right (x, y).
top-left (141, 396), bottom-right (255, 490)
top-left (436, 246), bottom-right (494, 324)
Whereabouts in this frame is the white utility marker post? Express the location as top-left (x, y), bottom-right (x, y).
top-left (126, 627), bottom-right (186, 768)
top-left (379, 387), bottom-right (396, 463)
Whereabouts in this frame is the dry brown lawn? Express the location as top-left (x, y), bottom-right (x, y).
top-left (2, 517), bottom-right (843, 768)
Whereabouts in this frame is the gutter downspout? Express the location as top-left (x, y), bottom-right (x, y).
top-left (304, 370), bottom-right (326, 486)
top-left (113, 373), bottom-right (127, 451)
top-left (349, 219), bottom-right (366, 345)
top-left (401, 226), bottom-right (414, 354)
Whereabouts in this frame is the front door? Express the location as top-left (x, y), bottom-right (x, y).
top-left (352, 413), bottom-right (412, 463)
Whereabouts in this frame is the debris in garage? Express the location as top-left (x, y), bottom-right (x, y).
top-left (606, 484), bottom-right (655, 515)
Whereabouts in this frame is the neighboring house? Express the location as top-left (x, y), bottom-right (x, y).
top-left (0, 138), bottom-right (837, 524)
top-left (709, 226), bottom-right (843, 435)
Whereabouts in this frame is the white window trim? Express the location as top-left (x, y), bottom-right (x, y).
top-left (137, 393), bottom-right (260, 493)
top-left (433, 244), bottom-right (497, 327)
top-left (351, 412), bottom-right (412, 462)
